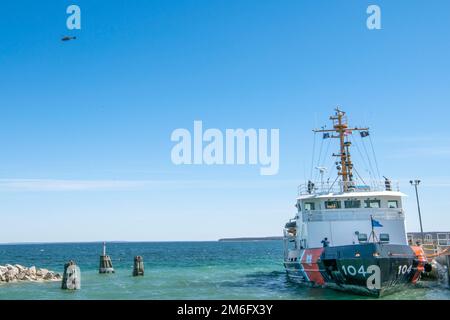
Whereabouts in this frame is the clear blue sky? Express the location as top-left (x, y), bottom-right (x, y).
top-left (1, 0), bottom-right (449, 242)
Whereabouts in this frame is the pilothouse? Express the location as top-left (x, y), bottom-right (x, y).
top-left (283, 108), bottom-right (431, 297)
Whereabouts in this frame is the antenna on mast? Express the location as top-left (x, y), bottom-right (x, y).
top-left (315, 166), bottom-right (328, 190)
top-left (313, 108), bottom-right (369, 192)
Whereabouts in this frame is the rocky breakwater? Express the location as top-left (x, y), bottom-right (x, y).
top-left (0, 264), bottom-right (61, 283)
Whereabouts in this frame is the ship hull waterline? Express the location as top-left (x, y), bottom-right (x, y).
top-left (283, 243), bottom-right (426, 297)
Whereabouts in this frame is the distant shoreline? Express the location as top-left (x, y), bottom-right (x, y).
top-left (1, 233), bottom-right (434, 245)
top-left (218, 237), bottom-right (283, 242)
top-left (0, 240), bottom-right (219, 246)
top-left (0, 238), bottom-right (284, 246)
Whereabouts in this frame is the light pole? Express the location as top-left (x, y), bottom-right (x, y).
top-left (410, 180), bottom-right (424, 245)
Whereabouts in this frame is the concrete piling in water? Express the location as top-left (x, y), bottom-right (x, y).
top-left (61, 260), bottom-right (81, 290)
top-left (133, 256), bottom-right (144, 276)
top-left (99, 242), bottom-right (115, 274)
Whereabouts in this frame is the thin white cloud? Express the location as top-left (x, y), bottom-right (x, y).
top-left (396, 178), bottom-right (450, 188)
top-left (416, 182), bottom-right (450, 188)
top-left (3, 177), bottom-right (448, 192)
top-left (386, 146), bottom-right (450, 159)
top-left (0, 178), bottom-right (299, 192)
top-left (0, 179), bottom-right (149, 191)
top-left (378, 135), bottom-right (450, 144)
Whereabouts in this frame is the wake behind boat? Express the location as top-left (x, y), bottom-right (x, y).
top-left (283, 108), bottom-right (431, 297)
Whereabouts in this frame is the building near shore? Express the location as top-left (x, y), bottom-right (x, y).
top-left (407, 232), bottom-right (450, 246)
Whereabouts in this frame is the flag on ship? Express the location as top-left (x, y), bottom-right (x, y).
top-left (371, 218), bottom-right (383, 228)
top-left (360, 131), bottom-right (370, 138)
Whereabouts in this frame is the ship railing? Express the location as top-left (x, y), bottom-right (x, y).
top-left (297, 180), bottom-right (400, 196)
top-left (302, 208), bottom-right (404, 222)
top-left (421, 243), bottom-right (439, 258)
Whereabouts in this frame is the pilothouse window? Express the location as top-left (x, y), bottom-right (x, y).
top-left (344, 200), bottom-right (361, 208)
top-left (365, 200), bottom-right (381, 208)
top-left (388, 200), bottom-right (398, 209)
top-left (304, 202), bottom-right (315, 211)
top-left (325, 201), bottom-right (341, 209)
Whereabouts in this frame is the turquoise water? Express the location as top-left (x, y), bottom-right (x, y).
top-left (0, 241), bottom-right (448, 300)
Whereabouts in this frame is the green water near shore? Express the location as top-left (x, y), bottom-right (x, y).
top-left (0, 241), bottom-right (448, 300)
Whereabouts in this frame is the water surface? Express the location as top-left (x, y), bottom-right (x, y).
top-left (0, 241), bottom-right (448, 300)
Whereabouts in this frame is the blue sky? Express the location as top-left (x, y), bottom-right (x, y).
top-left (0, 0), bottom-right (449, 242)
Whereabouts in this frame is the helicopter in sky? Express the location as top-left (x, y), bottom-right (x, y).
top-left (61, 36), bottom-right (77, 42)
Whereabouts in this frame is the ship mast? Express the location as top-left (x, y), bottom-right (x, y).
top-left (314, 108), bottom-right (369, 192)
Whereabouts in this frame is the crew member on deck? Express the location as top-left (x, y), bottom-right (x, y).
top-left (321, 237), bottom-right (330, 248)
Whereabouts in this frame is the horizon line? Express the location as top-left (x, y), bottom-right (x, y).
top-left (0, 231), bottom-right (440, 246)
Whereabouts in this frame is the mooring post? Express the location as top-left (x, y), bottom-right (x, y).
top-left (133, 256), bottom-right (144, 276)
top-left (99, 241), bottom-right (115, 274)
top-left (61, 260), bottom-right (81, 290)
